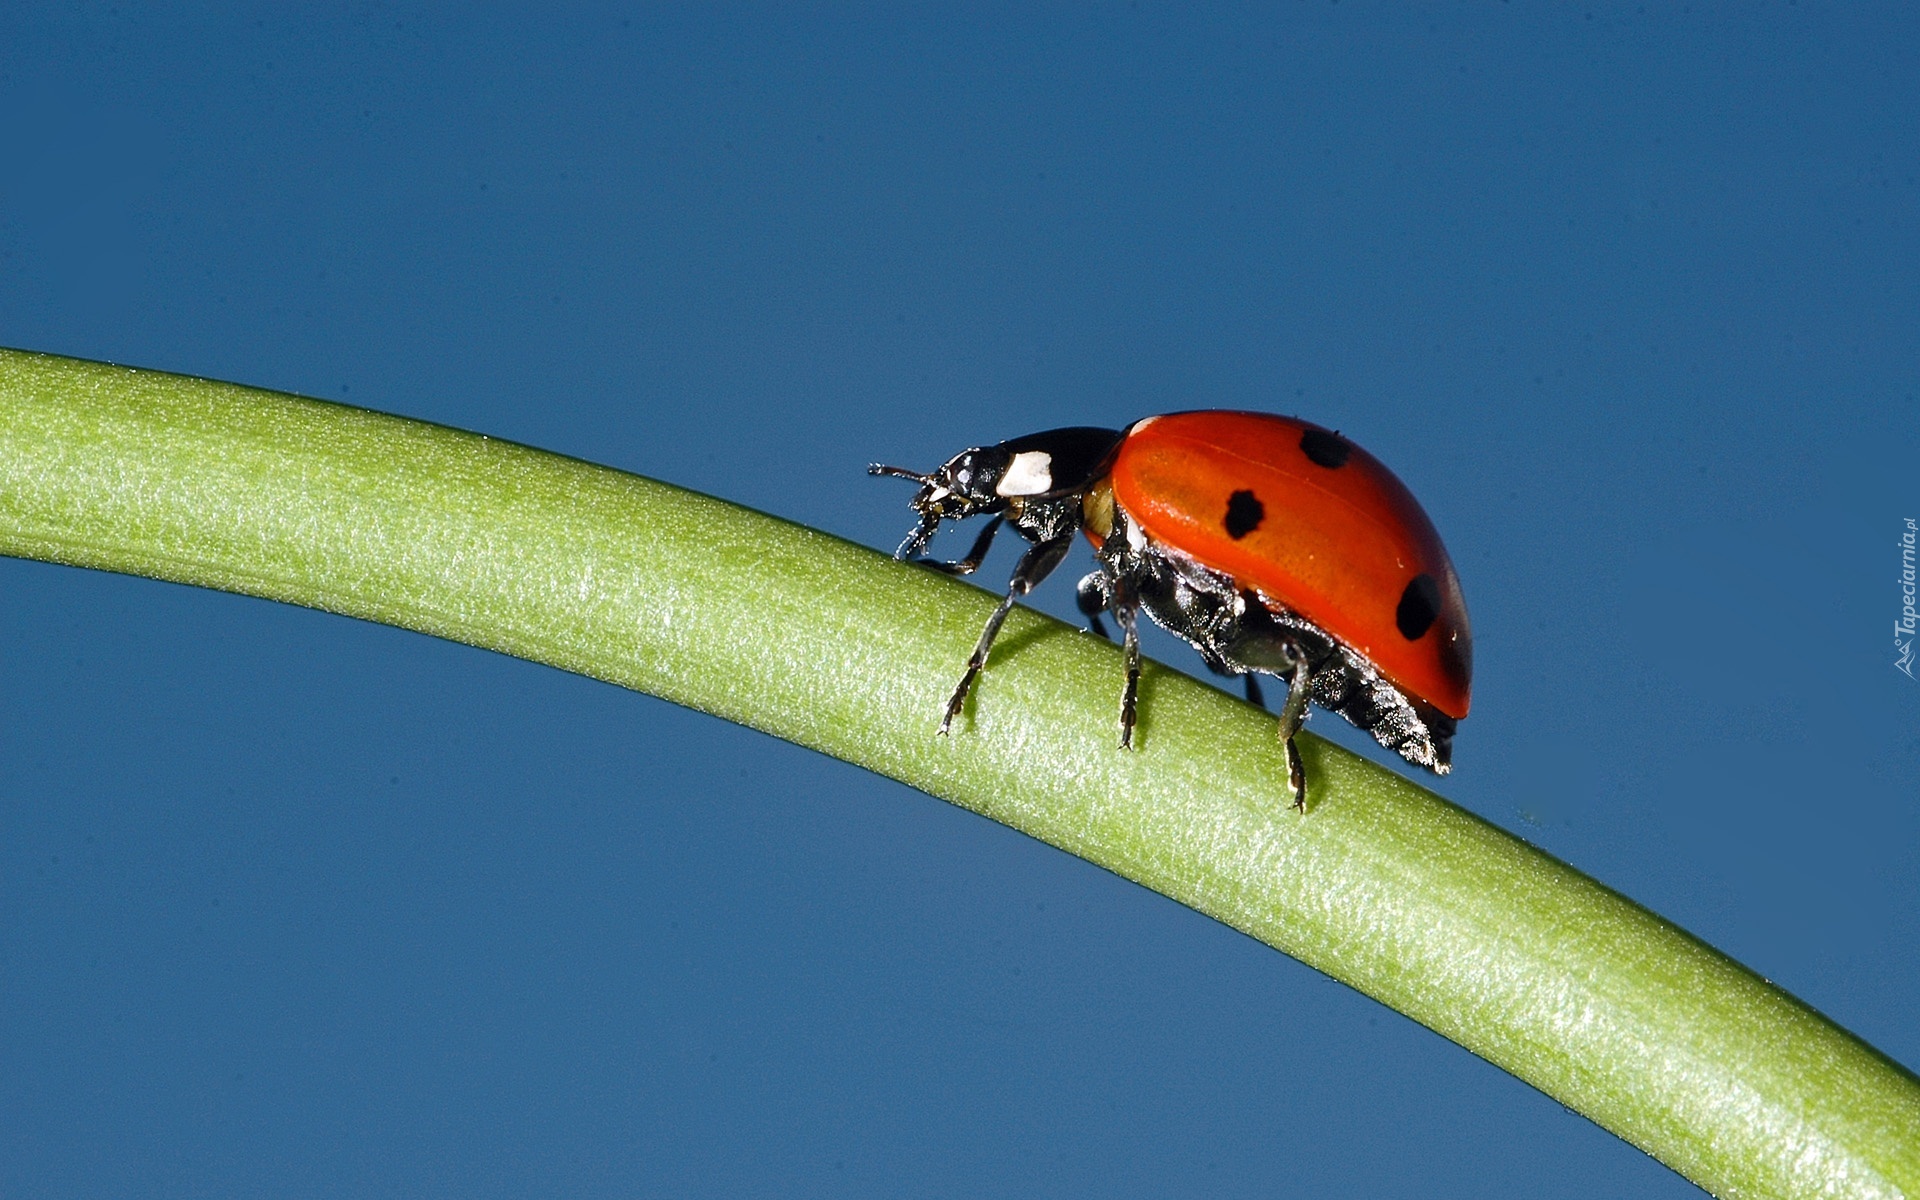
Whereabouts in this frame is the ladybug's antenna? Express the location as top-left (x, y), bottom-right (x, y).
top-left (868, 463), bottom-right (931, 483)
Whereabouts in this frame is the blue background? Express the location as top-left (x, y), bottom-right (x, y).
top-left (3, 6), bottom-right (1915, 1196)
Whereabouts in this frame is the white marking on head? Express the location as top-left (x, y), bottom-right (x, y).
top-left (926, 485), bottom-right (952, 502)
top-left (1125, 516), bottom-right (1149, 553)
top-left (995, 450), bottom-right (1055, 497)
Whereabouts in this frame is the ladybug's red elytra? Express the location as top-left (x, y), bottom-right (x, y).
top-left (871, 411), bottom-right (1471, 811)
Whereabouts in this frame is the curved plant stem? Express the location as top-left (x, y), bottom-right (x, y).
top-left (2, 347), bottom-right (1916, 1198)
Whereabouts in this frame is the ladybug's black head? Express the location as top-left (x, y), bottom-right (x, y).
top-left (869, 445), bottom-right (1017, 560)
top-left (870, 427), bottom-right (1124, 561)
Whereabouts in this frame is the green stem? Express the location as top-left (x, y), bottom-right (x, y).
top-left (2, 347), bottom-right (1915, 1198)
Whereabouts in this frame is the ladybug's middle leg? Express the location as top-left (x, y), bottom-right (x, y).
top-left (939, 533), bottom-right (1074, 735)
top-left (1075, 568), bottom-right (1141, 749)
top-left (1271, 641), bottom-right (1313, 811)
top-left (1074, 571), bottom-right (1111, 639)
top-left (1112, 578), bottom-right (1141, 750)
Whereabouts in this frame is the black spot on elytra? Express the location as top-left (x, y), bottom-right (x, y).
top-left (1224, 489), bottom-right (1265, 539)
top-left (1299, 427), bottom-right (1351, 468)
top-left (1396, 573), bottom-right (1441, 640)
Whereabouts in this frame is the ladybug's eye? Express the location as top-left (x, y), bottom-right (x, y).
top-left (947, 456), bottom-right (981, 493)
top-left (943, 447), bottom-right (1013, 500)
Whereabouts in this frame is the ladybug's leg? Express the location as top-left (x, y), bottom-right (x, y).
top-left (1074, 572), bottom-right (1112, 639)
top-left (891, 512), bottom-right (942, 561)
top-left (1243, 673), bottom-right (1267, 710)
top-left (939, 533), bottom-right (1075, 735)
top-left (1272, 647), bottom-right (1313, 811)
top-left (1115, 583), bottom-right (1142, 750)
top-left (1075, 567), bottom-right (1141, 747)
top-left (911, 516), bottom-right (1004, 576)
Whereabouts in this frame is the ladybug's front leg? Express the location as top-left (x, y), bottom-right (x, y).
top-left (1271, 642), bottom-right (1313, 811)
top-left (911, 516), bottom-right (1004, 577)
top-left (939, 533), bottom-right (1075, 735)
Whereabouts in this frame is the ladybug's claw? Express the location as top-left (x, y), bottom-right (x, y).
top-left (938, 668), bottom-right (977, 735)
top-left (1284, 738), bottom-right (1306, 812)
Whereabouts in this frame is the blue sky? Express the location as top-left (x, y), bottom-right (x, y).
top-left (3, 6), bottom-right (1916, 1196)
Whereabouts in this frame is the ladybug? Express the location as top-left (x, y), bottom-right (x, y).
top-left (870, 411), bottom-right (1471, 811)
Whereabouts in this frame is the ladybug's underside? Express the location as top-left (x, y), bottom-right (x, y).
top-left (1087, 505), bottom-right (1454, 774)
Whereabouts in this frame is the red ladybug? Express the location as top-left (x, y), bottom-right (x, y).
top-left (871, 411), bottom-right (1471, 811)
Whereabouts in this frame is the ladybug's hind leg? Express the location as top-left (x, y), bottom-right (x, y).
top-left (1243, 673), bottom-right (1267, 710)
top-left (939, 533), bottom-right (1075, 735)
